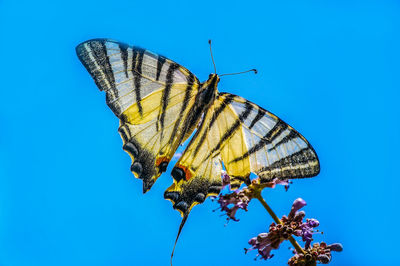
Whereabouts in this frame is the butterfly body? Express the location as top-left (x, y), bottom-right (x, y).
top-left (76, 38), bottom-right (319, 217)
top-left (198, 74), bottom-right (220, 104)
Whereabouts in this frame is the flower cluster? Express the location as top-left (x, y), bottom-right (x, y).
top-left (215, 176), bottom-right (291, 221)
top-left (214, 172), bottom-right (342, 264)
top-left (288, 242), bottom-right (343, 265)
top-left (215, 187), bottom-right (251, 221)
top-left (245, 198), bottom-right (320, 260)
top-left (284, 198), bottom-right (320, 249)
top-left (244, 198), bottom-right (342, 264)
top-left (244, 223), bottom-right (288, 260)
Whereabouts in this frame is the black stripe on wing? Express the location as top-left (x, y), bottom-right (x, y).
top-left (159, 63), bottom-right (179, 135)
top-left (167, 72), bottom-right (196, 145)
top-left (230, 119), bottom-right (288, 163)
top-left (156, 56), bottom-right (166, 81)
top-left (164, 178), bottom-right (223, 214)
top-left (257, 147), bottom-right (319, 180)
top-left (76, 39), bottom-right (116, 92)
top-left (132, 48), bottom-right (145, 117)
top-left (119, 123), bottom-right (158, 193)
top-left (192, 94), bottom-right (236, 157)
top-left (206, 101), bottom-right (253, 158)
top-left (249, 108), bottom-right (264, 130)
top-left (118, 42), bottom-right (129, 78)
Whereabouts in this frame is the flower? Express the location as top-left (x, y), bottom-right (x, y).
top-left (288, 198), bottom-right (307, 219)
top-left (221, 170), bottom-right (231, 187)
top-left (215, 174), bottom-right (294, 222)
top-left (246, 198), bottom-right (323, 260)
top-left (245, 223), bottom-right (292, 260)
top-left (288, 242), bottom-right (343, 265)
top-left (281, 198), bottom-right (321, 249)
top-left (245, 232), bottom-right (277, 260)
top-left (261, 177), bottom-right (292, 191)
top-left (215, 188), bottom-right (251, 221)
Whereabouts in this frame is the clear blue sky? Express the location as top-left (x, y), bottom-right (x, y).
top-left (1, 0), bottom-right (399, 265)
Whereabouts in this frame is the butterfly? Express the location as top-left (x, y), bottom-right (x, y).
top-left (76, 38), bottom-right (320, 259)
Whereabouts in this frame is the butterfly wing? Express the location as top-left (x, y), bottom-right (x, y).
top-left (164, 101), bottom-right (224, 215)
top-left (165, 92), bottom-right (320, 215)
top-left (76, 39), bottom-right (201, 192)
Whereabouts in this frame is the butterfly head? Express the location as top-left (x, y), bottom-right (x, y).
top-left (199, 74), bottom-right (220, 104)
top-left (207, 73), bottom-right (220, 87)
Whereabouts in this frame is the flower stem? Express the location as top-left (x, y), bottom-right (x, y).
top-left (253, 190), bottom-right (305, 255)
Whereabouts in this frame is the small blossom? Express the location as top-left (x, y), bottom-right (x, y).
top-left (221, 170), bottom-right (231, 187)
top-left (307, 218), bottom-right (319, 228)
top-left (288, 198), bottom-right (307, 219)
top-left (299, 218), bottom-right (320, 249)
top-left (215, 188), bottom-right (251, 221)
top-left (244, 224), bottom-right (284, 260)
top-left (263, 177), bottom-right (292, 191)
top-left (293, 211), bottom-right (306, 222)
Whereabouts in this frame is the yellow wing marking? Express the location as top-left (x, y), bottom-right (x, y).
top-left (165, 92), bottom-right (320, 216)
top-left (218, 101), bottom-right (251, 183)
top-left (121, 83), bottom-right (195, 124)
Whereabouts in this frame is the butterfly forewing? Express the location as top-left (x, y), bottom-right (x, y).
top-left (76, 39), bottom-right (201, 192)
top-left (76, 39), bottom-right (198, 117)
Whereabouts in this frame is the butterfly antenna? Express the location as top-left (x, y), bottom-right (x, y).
top-left (170, 214), bottom-right (189, 266)
top-left (208, 40), bottom-right (217, 74)
top-left (219, 69), bottom-right (258, 77)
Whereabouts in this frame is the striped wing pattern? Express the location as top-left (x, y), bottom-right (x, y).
top-left (76, 39), bottom-right (201, 192)
top-left (164, 101), bottom-right (224, 215)
top-left (164, 92), bottom-right (319, 215)
top-left (76, 38), bottom-right (320, 218)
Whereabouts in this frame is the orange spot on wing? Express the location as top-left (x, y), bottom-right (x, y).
top-left (176, 164), bottom-right (193, 181)
top-left (156, 156), bottom-right (170, 167)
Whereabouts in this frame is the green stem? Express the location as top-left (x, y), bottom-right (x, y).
top-left (253, 190), bottom-right (305, 255)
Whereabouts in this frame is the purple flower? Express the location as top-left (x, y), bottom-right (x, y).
top-left (246, 220), bottom-right (307, 260)
top-left (216, 189), bottom-right (251, 221)
top-left (247, 197), bottom-right (322, 260)
top-left (288, 198), bottom-right (307, 219)
top-left (242, 195), bottom-right (342, 264)
top-left (245, 226), bottom-right (283, 260)
top-left (278, 198), bottom-right (323, 249)
top-left (221, 170), bottom-right (231, 187)
top-left (298, 218), bottom-right (320, 249)
top-left (307, 218), bottom-right (320, 228)
top-left (263, 178), bottom-right (292, 191)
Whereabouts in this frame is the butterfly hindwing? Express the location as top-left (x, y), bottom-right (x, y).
top-left (76, 39), bottom-right (201, 192)
top-left (165, 92), bottom-right (320, 215)
top-left (164, 102), bottom-right (225, 215)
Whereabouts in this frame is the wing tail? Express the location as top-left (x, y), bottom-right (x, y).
top-left (170, 214), bottom-right (189, 266)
